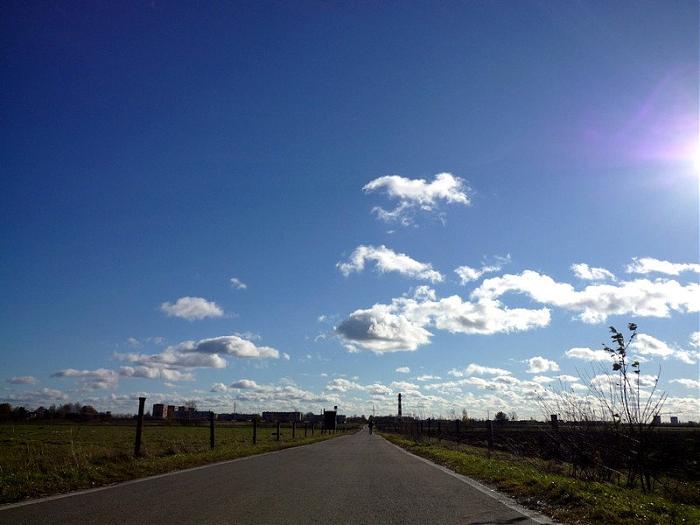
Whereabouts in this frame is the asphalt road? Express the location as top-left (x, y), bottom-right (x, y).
top-left (0, 428), bottom-right (544, 524)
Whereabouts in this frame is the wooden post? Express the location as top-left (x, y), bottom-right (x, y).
top-left (276, 421), bottom-right (280, 441)
top-left (455, 419), bottom-right (460, 434)
top-left (488, 419), bottom-right (494, 458)
top-left (253, 418), bottom-right (257, 445)
top-left (209, 411), bottom-right (215, 449)
top-left (292, 421), bottom-right (296, 439)
top-left (311, 424), bottom-right (314, 436)
top-left (134, 397), bottom-right (146, 457)
top-left (304, 423), bottom-right (308, 437)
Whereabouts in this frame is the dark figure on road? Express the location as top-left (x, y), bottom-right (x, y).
top-left (368, 417), bottom-right (374, 435)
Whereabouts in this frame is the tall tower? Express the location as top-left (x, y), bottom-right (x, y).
top-left (398, 393), bottom-right (402, 417)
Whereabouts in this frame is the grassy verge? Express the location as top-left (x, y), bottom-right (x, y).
top-left (0, 423), bottom-right (351, 504)
top-left (382, 433), bottom-right (700, 525)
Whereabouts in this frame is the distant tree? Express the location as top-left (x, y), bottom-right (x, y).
top-left (0, 403), bottom-right (11, 421)
top-left (184, 400), bottom-right (197, 410)
top-left (81, 405), bottom-right (98, 416)
top-left (11, 406), bottom-right (28, 421)
top-left (508, 411), bottom-right (518, 422)
top-left (494, 411), bottom-right (508, 422)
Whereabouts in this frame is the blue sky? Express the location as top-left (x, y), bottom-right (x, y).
top-left (2, 2), bottom-right (698, 419)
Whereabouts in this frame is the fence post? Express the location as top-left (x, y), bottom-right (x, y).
top-left (455, 419), bottom-right (460, 434)
top-left (304, 423), bottom-right (308, 437)
top-left (276, 421), bottom-right (281, 441)
top-left (134, 396), bottom-right (146, 457)
top-left (488, 419), bottom-right (494, 458)
top-left (209, 411), bottom-right (215, 449)
top-left (292, 421), bottom-right (296, 439)
top-left (253, 418), bottom-right (257, 445)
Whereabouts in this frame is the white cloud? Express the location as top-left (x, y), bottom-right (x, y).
top-left (126, 337), bottom-right (143, 348)
top-left (325, 378), bottom-right (364, 392)
top-left (670, 379), bottom-right (700, 389)
top-left (415, 375), bottom-right (441, 381)
top-left (111, 334), bottom-right (279, 385)
top-left (230, 277), bottom-right (247, 290)
top-left (395, 367), bottom-right (410, 374)
top-left (1, 387), bottom-right (68, 406)
top-left (117, 349), bottom-right (228, 369)
top-left (337, 245), bottom-right (444, 282)
top-left (626, 257), bottom-right (700, 276)
top-left (119, 366), bottom-right (194, 382)
top-left (363, 172), bottom-right (471, 224)
top-left (389, 381), bottom-right (421, 393)
top-left (473, 270), bottom-right (699, 324)
top-left (455, 256), bottom-right (510, 285)
top-left (526, 356), bottom-right (560, 374)
top-left (571, 263), bottom-right (615, 281)
top-left (532, 375), bottom-right (556, 384)
top-left (448, 364), bottom-right (512, 377)
top-left (629, 333), bottom-right (700, 365)
top-left (335, 303), bottom-right (433, 353)
top-left (51, 368), bottom-right (119, 390)
top-left (690, 332), bottom-right (700, 348)
top-left (565, 347), bottom-right (614, 361)
top-left (231, 379), bottom-right (259, 389)
top-left (160, 297), bottom-right (224, 320)
top-left (176, 335), bottom-right (280, 359)
top-left (630, 334), bottom-right (675, 358)
top-left (210, 382), bottom-right (229, 393)
top-left (6, 376), bottom-right (38, 385)
top-left (336, 288), bottom-right (550, 353)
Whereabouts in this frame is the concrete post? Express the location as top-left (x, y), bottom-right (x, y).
top-left (134, 397), bottom-right (146, 457)
top-left (209, 411), bottom-right (215, 449)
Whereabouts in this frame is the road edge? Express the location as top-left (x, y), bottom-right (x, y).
top-left (0, 432), bottom-right (353, 511)
top-left (381, 434), bottom-right (559, 525)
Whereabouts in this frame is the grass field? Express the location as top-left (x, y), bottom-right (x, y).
top-left (382, 433), bottom-right (700, 525)
top-left (0, 422), bottom-right (348, 504)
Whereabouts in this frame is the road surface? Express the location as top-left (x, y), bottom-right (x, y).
top-left (0, 428), bottom-right (546, 524)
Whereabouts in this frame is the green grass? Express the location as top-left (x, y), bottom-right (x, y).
top-left (382, 433), bottom-right (700, 525)
top-left (0, 422), bottom-right (349, 504)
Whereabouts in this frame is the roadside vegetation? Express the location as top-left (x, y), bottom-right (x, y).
top-left (382, 433), bottom-right (700, 525)
top-left (381, 324), bottom-right (699, 525)
top-left (0, 422), bottom-right (350, 504)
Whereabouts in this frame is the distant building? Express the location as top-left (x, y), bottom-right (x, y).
top-left (166, 405), bottom-right (175, 419)
top-left (218, 413), bottom-right (257, 422)
top-left (262, 411), bottom-right (301, 423)
top-left (652, 415), bottom-right (661, 425)
top-left (670, 416), bottom-right (679, 425)
top-left (152, 403), bottom-right (166, 419)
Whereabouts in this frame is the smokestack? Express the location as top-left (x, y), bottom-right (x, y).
top-left (398, 393), bottom-right (402, 417)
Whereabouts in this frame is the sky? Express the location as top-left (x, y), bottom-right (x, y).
top-left (1, 1), bottom-right (698, 420)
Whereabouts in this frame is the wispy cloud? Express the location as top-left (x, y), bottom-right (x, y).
top-left (363, 172), bottom-right (471, 225)
top-left (338, 245), bottom-right (444, 282)
top-left (229, 277), bottom-right (247, 290)
top-left (625, 257), bottom-right (700, 276)
top-left (571, 263), bottom-right (615, 281)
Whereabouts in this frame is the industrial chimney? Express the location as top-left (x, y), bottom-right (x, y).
top-left (398, 393), bottom-right (402, 417)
